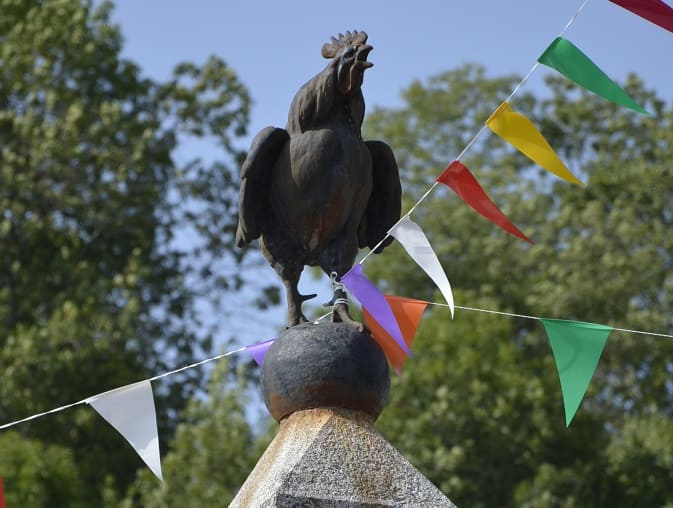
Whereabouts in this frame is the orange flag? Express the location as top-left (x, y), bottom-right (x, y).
top-left (363, 295), bottom-right (428, 373)
top-left (486, 101), bottom-right (584, 186)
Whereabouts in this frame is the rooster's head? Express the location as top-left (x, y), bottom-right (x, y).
top-left (321, 31), bottom-right (373, 95)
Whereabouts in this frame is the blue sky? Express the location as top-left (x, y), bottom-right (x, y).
top-left (110, 1), bottom-right (673, 343)
top-left (112, 0), bottom-right (673, 143)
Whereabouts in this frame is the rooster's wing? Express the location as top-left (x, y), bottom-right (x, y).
top-left (235, 127), bottom-right (289, 247)
top-left (359, 140), bottom-right (402, 253)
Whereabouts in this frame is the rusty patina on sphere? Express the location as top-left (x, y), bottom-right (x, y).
top-left (261, 322), bottom-right (390, 422)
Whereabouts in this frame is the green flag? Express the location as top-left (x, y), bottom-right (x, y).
top-left (540, 318), bottom-right (613, 426)
top-left (538, 37), bottom-right (648, 115)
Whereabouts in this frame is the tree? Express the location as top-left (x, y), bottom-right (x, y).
top-left (0, 0), bottom-right (256, 503)
top-left (0, 432), bottom-right (86, 507)
top-left (365, 64), bottom-right (673, 506)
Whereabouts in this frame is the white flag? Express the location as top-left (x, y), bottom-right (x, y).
top-left (87, 380), bottom-right (163, 481)
top-left (389, 216), bottom-right (455, 317)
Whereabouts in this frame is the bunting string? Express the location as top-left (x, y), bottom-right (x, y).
top-left (0, 399), bottom-right (86, 431)
top-left (358, 0), bottom-right (592, 266)
top-left (436, 302), bottom-right (673, 340)
top-left (147, 346), bottom-right (247, 383)
top-left (2, 300), bottom-right (672, 433)
top-left (506, 0), bottom-right (590, 100)
top-left (313, 298), bottom-right (673, 340)
top-left (0, 346), bottom-right (247, 431)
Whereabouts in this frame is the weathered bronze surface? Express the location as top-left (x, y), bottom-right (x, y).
top-left (260, 322), bottom-right (390, 422)
top-left (236, 31), bottom-right (402, 327)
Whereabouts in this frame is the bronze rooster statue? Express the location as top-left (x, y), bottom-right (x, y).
top-left (235, 31), bottom-right (401, 328)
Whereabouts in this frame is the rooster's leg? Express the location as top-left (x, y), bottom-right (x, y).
top-left (329, 272), bottom-right (365, 332)
top-left (282, 270), bottom-right (316, 328)
top-left (260, 236), bottom-right (316, 328)
top-left (319, 234), bottom-right (366, 332)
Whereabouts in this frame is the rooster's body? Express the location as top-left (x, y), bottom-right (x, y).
top-left (236, 31), bottom-right (401, 327)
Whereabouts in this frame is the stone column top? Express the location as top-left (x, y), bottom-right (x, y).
top-left (230, 407), bottom-right (455, 507)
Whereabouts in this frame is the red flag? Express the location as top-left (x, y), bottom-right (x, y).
top-left (363, 295), bottom-right (428, 373)
top-left (610, 0), bottom-right (673, 34)
top-left (437, 160), bottom-right (533, 244)
top-left (0, 475), bottom-right (5, 508)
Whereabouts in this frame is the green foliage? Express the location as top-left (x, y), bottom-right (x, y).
top-left (604, 415), bottom-right (673, 507)
top-left (367, 64), bottom-right (673, 506)
top-left (0, 0), bottom-right (256, 503)
top-left (118, 361), bottom-right (274, 508)
top-left (0, 431), bottom-right (86, 507)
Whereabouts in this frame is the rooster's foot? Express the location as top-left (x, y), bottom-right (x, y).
top-left (332, 301), bottom-right (365, 333)
top-left (287, 292), bottom-right (317, 328)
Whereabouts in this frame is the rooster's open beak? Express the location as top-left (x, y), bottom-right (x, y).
top-left (339, 43), bottom-right (374, 94)
top-left (356, 45), bottom-right (373, 69)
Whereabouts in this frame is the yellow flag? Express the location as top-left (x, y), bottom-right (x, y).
top-left (486, 101), bottom-right (583, 186)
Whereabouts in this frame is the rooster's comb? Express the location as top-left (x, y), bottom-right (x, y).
top-left (321, 31), bottom-right (369, 59)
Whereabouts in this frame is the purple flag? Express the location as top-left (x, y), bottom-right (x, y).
top-left (341, 264), bottom-right (410, 354)
top-left (246, 339), bottom-right (276, 366)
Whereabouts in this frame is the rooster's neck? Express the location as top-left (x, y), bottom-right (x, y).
top-left (342, 101), bottom-right (363, 141)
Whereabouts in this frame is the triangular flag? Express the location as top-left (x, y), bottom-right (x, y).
top-left (363, 295), bottom-right (428, 372)
top-left (540, 319), bottom-right (612, 426)
top-left (610, 0), bottom-right (673, 35)
top-left (87, 381), bottom-right (163, 481)
top-left (539, 37), bottom-right (648, 114)
top-left (341, 264), bottom-right (410, 355)
top-left (437, 160), bottom-right (532, 243)
top-left (388, 216), bottom-right (455, 317)
top-left (0, 475), bottom-right (5, 508)
top-left (246, 338), bottom-right (276, 366)
top-left (486, 101), bottom-right (584, 186)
